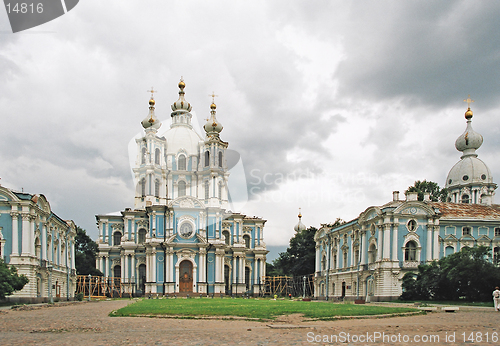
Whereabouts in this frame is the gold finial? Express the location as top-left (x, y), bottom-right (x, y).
top-left (464, 94), bottom-right (474, 109)
top-left (178, 76), bottom-right (185, 89)
top-left (464, 95), bottom-right (474, 119)
top-left (298, 207), bottom-right (302, 219)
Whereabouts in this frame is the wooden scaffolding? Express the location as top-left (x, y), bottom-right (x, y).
top-left (263, 274), bottom-right (315, 297)
top-left (76, 276), bottom-right (136, 298)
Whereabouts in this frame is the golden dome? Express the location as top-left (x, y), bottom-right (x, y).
top-left (465, 107), bottom-right (473, 119)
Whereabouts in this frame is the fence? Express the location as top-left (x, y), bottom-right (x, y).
top-left (263, 274), bottom-right (314, 297)
top-left (75, 275), bottom-right (136, 298)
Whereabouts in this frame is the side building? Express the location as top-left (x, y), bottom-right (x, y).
top-left (314, 102), bottom-right (500, 301)
top-left (0, 185), bottom-right (76, 303)
top-left (95, 81), bottom-right (267, 296)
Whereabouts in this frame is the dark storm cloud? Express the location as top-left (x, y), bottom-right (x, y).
top-left (336, 1), bottom-right (500, 110)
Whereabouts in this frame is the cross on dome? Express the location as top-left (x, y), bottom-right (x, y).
top-left (464, 94), bottom-right (474, 109)
top-left (147, 87), bottom-right (157, 99)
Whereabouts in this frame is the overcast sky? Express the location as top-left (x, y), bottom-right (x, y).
top-left (2, 1), bottom-right (500, 260)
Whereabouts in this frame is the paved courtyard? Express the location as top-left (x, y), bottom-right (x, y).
top-left (0, 300), bottom-right (498, 345)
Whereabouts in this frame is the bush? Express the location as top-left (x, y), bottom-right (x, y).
top-left (76, 292), bottom-right (84, 301)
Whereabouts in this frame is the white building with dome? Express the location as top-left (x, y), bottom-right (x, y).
top-left (314, 100), bottom-right (500, 301)
top-left (96, 80), bottom-right (267, 296)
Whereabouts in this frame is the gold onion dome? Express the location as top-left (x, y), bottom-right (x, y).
top-left (294, 208), bottom-right (306, 232)
top-left (171, 78), bottom-right (192, 112)
top-left (141, 96), bottom-right (161, 130)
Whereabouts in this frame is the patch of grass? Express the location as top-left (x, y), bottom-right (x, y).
top-left (111, 298), bottom-right (419, 320)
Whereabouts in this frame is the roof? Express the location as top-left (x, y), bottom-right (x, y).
top-left (429, 202), bottom-right (500, 220)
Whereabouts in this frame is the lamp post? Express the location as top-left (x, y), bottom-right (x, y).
top-left (48, 264), bottom-right (53, 304)
top-left (88, 274), bottom-right (91, 301)
top-left (303, 276), bottom-right (306, 299)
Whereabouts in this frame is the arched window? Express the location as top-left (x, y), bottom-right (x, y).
top-left (113, 265), bottom-right (121, 278)
top-left (113, 231), bottom-right (122, 246)
top-left (204, 180), bottom-right (209, 200)
top-left (321, 255), bottom-right (327, 271)
top-left (333, 254), bottom-right (337, 269)
top-left (404, 241), bottom-right (417, 261)
top-left (35, 237), bottom-right (41, 258)
top-left (178, 181), bottom-right (186, 197)
top-left (178, 155), bottom-right (186, 170)
top-left (218, 151), bottom-right (223, 168)
top-left (462, 194), bottom-right (470, 204)
top-left (141, 178), bottom-right (146, 197)
top-left (243, 235), bottom-right (250, 248)
top-left (462, 226), bottom-right (471, 236)
top-left (368, 244), bottom-right (377, 263)
top-left (155, 179), bottom-right (160, 197)
top-left (204, 151), bottom-right (210, 167)
top-left (222, 230), bottom-right (230, 245)
top-left (155, 148), bottom-right (160, 165)
top-left (343, 251), bottom-right (348, 267)
top-left (138, 229), bottom-right (147, 244)
top-left (495, 228), bottom-right (500, 237)
top-left (141, 147), bottom-right (147, 164)
top-left (445, 246), bottom-right (454, 256)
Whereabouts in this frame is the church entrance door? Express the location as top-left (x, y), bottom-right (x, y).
top-left (179, 260), bottom-right (193, 293)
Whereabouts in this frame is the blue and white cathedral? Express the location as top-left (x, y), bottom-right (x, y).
top-left (314, 100), bottom-right (500, 301)
top-left (96, 80), bottom-right (267, 296)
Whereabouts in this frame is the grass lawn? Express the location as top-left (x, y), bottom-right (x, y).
top-left (111, 298), bottom-right (419, 321)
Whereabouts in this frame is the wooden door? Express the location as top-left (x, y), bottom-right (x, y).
top-left (179, 260), bottom-right (193, 293)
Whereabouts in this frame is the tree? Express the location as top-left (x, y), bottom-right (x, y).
top-left (406, 180), bottom-right (448, 202)
top-left (401, 246), bottom-right (500, 301)
top-left (0, 259), bottom-right (29, 300)
top-left (75, 227), bottom-right (102, 276)
top-left (273, 218), bottom-right (344, 277)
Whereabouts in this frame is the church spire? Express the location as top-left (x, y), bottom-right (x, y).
top-left (294, 208), bottom-right (306, 232)
top-left (455, 95), bottom-right (483, 159)
top-left (204, 92), bottom-right (223, 138)
top-left (141, 87), bottom-right (161, 130)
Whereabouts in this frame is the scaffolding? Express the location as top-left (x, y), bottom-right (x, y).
top-left (263, 274), bottom-right (314, 297)
top-left (75, 276), bottom-right (136, 298)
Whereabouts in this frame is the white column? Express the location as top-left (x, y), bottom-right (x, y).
top-left (376, 227), bottom-right (383, 261)
top-left (104, 256), bottom-right (108, 277)
top-left (199, 249), bottom-right (206, 283)
top-left (392, 225), bottom-right (398, 261)
top-left (315, 245), bottom-right (320, 272)
top-left (360, 231), bottom-right (367, 265)
top-left (10, 212), bottom-right (19, 256)
top-left (124, 218), bottom-right (129, 240)
top-left (21, 214), bottom-right (30, 255)
top-left (99, 256), bottom-right (103, 273)
top-left (131, 256), bottom-right (136, 282)
top-left (383, 224), bottom-right (391, 260)
top-left (426, 224), bottom-right (433, 261)
top-left (71, 242), bottom-right (75, 269)
top-left (232, 256), bottom-right (237, 283)
top-left (98, 222), bottom-right (103, 243)
top-left (30, 216), bottom-right (35, 256)
top-left (253, 258), bottom-right (258, 285)
top-left (261, 258), bottom-right (266, 278)
top-left (168, 251), bottom-right (174, 282)
top-left (240, 257), bottom-right (244, 284)
top-left (151, 249), bottom-right (157, 287)
top-left (349, 237), bottom-right (354, 267)
top-left (433, 226), bottom-right (440, 260)
top-left (121, 255), bottom-right (125, 281)
top-left (41, 222), bottom-right (47, 261)
top-left (336, 243), bottom-right (341, 269)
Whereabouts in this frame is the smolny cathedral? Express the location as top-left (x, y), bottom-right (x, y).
top-left (95, 80), bottom-right (267, 296)
top-left (314, 99), bottom-right (500, 301)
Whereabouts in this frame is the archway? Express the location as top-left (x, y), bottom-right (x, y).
top-left (179, 260), bottom-right (193, 293)
top-left (138, 264), bottom-right (146, 295)
top-left (224, 265), bottom-right (230, 294)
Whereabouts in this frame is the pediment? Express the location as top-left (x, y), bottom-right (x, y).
top-left (359, 207), bottom-right (382, 223)
top-left (394, 202), bottom-right (435, 216)
top-left (169, 196), bottom-right (205, 209)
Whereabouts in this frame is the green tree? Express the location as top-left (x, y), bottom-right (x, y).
top-left (401, 246), bottom-right (500, 301)
top-left (0, 259), bottom-right (29, 300)
top-left (75, 227), bottom-right (102, 276)
top-left (273, 218), bottom-right (344, 277)
top-left (406, 180), bottom-right (448, 202)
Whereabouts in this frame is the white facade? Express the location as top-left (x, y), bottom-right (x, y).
top-left (315, 103), bottom-right (500, 301)
top-left (0, 186), bottom-right (76, 303)
top-left (96, 80), bottom-right (267, 296)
